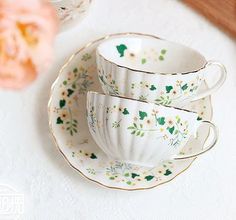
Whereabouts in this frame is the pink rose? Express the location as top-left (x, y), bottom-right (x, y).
top-left (0, 0), bottom-right (58, 89)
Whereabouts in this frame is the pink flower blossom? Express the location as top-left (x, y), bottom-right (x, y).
top-left (0, 0), bottom-right (58, 89)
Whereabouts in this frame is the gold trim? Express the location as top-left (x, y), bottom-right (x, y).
top-left (48, 32), bottom-right (213, 191)
top-left (88, 91), bottom-right (198, 114)
top-left (97, 36), bottom-right (207, 75)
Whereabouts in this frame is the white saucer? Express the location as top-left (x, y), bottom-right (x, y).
top-left (48, 33), bottom-right (213, 190)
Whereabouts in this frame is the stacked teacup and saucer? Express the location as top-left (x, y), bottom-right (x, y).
top-left (86, 35), bottom-right (226, 169)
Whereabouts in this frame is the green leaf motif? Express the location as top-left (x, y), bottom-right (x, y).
top-left (56, 117), bottom-right (63, 124)
top-left (161, 49), bottom-right (167, 54)
top-left (67, 89), bottom-right (74, 97)
top-left (157, 117), bottom-right (165, 125)
top-left (59, 99), bottom-right (66, 108)
top-left (116, 44), bottom-right (128, 57)
top-left (150, 85), bottom-right (157, 91)
top-left (165, 86), bottom-right (173, 93)
top-left (197, 116), bottom-right (202, 121)
top-left (139, 111), bottom-right (148, 120)
top-left (168, 126), bottom-right (175, 134)
top-left (126, 181), bottom-right (132, 185)
top-left (122, 108), bottom-right (129, 115)
top-left (159, 55), bottom-right (164, 61)
top-left (141, 58), bottom-right (147, 64)
top-left (131, 173), bottom-right (140, 179)
top-left (90, 153), bottom-right (97, 159)
top-left (81, 53), bottom-right (92, 61)
top-left (145, 175), bottom-right (154, 181)
top-left (164, 169), bottom-right (172, 176)
top-left (181, 84), bottom-right (188, 91)
top-left (124, 173), bottom-right (130, 177)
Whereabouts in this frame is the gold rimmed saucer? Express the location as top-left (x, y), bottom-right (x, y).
top-left (48, 33), bottom-right (213, 190)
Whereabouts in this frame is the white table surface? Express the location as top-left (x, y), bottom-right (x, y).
top-left (0, 0), bottom-right (235, 219)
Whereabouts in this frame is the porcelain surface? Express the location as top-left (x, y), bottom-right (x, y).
top-left (48, 33), bottom-right (213, 190)
top-left (87, 92), bottom-right (217, 167)
top-left (97, 37), bottom-right (226, 107)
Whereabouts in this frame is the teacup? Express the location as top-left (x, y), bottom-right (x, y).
top-left (96, 35), bottom-right (226, 107)
top-left (86, 91), bottom-right (218, 167)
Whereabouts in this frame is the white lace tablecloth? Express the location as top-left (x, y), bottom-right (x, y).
top-left (0, 0), bottom-right (235, 219)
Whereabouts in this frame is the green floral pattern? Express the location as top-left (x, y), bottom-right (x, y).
top-left (98, 70), bottom-right (120, 95)
top-left (50, 33), bottom-right (212, 190)
top-left (89, 103), bottom-right (190, 149)
top-left (98, 73), bottom-right (202, 106)
top-left (56, 64), bottom-right (94, 136)
top-left (116, 44), bottom-right (167, 63)
top-left (106, 161), bottom-right (173, 186)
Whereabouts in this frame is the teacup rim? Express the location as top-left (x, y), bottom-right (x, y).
top-left (97, 35), bottom-right (208, 76)
top-left (87, 91), bottom-right (198, 114)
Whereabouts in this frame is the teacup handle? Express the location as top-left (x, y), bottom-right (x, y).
top-left (174, 120), bottom-right (218, 160)
top-left (191, 61), bottom-right (227, 102)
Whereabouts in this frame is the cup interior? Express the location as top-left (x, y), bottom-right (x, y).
top-left (97, 36), bottom-right (206, 74)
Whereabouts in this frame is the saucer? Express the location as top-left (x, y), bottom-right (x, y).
top-left (48, 33), bottom-right (213, 190)
top-left (50, 0), bottom-right (92, 32)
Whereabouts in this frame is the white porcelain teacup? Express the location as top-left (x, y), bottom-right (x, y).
top-left (96, 35), bottom-right (226, 107)
top-left (87, 91), bottom-right (218, 167)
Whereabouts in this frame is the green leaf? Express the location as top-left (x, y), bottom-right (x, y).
top-left (157, 117), bottom-right (165, 125)
top-left (168, 126), bottom-right (175, 134)
top-left (197, 116), bottom-right (202, 121)
top-left (109, 176), bottom-right (115, 180)
top-left (56, 117), bottom-right (63, 124)
top-left (124, 173), bottom-right (130, 177)
top-left (67, 89), bottom-right (74, 97)
top-left (131, 131), bottom-right (136, 135)
top-left (161, 49), bottom-right (167, 54)
top-left (145, 175), bottom-right (154, 181)
top-left (159, 55), bottom-right (164, 61)
top-left (131, 173), bottom-right (140, 179)
top-left (122, 108), bottom-right (129, 115)
top-left (164, 169), bottom-right (172, 176)
top-left (116, 44), bottom-right (128, 57)
top-left (150, 85), bottom-right (157, 91)
top-left (73, 68), bottom-right (78, 73)
top-left (165, 86), bottom-right (173, 93)
top-left (72, 83), bottom-right (76, 89)
top-left (126, 181), bottom-right (132, 185)
top-left (59, 99), bottom-right (66, 108)
top-left (140, 132), bottom-right (145, 137)
top-left (141, 58), bottom-right (147, 64)
top-left (139, 111), bottom-right (148, 120)
top-left (136, 131), bottom-right (141, 136)
top-left (127, 126), bottom-right (135, 129)
top-left (181, 84), bottom-right (188, 91)
top-left (90, 153), bottom-right (97, 159)
top-left (81, 53), bottom-right (92, 61)
top-left (63, 80), bottom-right (67, 85)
